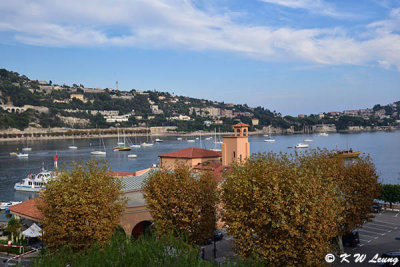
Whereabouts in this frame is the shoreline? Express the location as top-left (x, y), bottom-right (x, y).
top-left (0, 126), bottom-right (397, 143)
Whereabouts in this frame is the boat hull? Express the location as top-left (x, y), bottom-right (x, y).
top-left (91, 151), bottom-right (106, 155)
top-left (336, 151), bottom-right (361, 158)
top-left (14, 185), bottom-right (44, 192)
top-left (113, 147), bottom-right (132, 151)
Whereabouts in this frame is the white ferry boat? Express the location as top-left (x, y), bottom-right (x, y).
top-left (14, 168), bottom-right (56, 192)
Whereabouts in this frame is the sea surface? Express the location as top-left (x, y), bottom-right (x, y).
top-left (1, 130), bottom-right (400, 204)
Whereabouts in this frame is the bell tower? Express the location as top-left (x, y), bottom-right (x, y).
top-left (222, 123), bottom-right (250, 166)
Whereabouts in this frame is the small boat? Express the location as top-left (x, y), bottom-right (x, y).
top-left (0, 201), bottom-right (22, 210)
top-left (16, 153), bottom-right (29, 158)
top-left (128, 154), bottom-right (137, 158)
top-left (187, 139), bottom-right (195, 143)
top-left (155, 138), bottom-right (163, 142)
top-left (91, 132), bottom-right (106, 155)
top-left (264, 139), bottom-right (275, 143)
top-left (304, 138), bottom-right (313, 142)
top-left (263, 134), bottom-right (269, 137)
top-left (318, 132), bottom-right (329, 137)
top-left (22, 147), bottom-right (32, 151)
top-left (9, 152), bottom-right (17, 156)
top-left (205, 137), bottom-right (212, 140)
top-left (113, 147), bottom-right (132, 151)
top-left (141, 142), bottom-right (154, 147)
top-left (335, 150), bottom-right (361, 158)
top-left (69, 136), bottom-right (78, 149)
top-left (14, 168), bottom-right (56, 192)
top-left (91, 151), bottom-right (106, 155)
top-left (177, 137), bottom-right (183, 141)
top-left (210, 148), bottom-right (222, 152)
top-left (264, 126), bottom-right (275, 143)
top-left (130, 144), bottom-right (141, 148)
top-left (195, 137), bottom-right (199, 140)
top-left (295, 143), bottom-right (309, 148)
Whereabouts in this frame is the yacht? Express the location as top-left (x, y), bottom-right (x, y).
top-left (155, 138), bottom-right (164, 142)
top-left (69, 136), bottom-right (78, 149)
top-left (14, 168), bottom-right (56, 192)
top-left (91, 132), bottom-right (107, 156)
top-left (141, 127), bottom-right (154, 146)
top-left (16, 153), bottom-right (29, 158)
top-left (295, 143), bottom-right (309, 148)
top-left (264, 139), bottom-right (275, 143)
top-left (318, 132), bottom-right (329, 137)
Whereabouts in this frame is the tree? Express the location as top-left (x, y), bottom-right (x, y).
top-left (221, 152), bottom-right (343, 266)
top-left (143, 164), bottom-right (218, 245)
top-left (379, 184), bottom-right (400, 209)
top-left (6, 217), bottom-right (22, 243)
top-left (39, 160), bottom-right (126, 251)
top-left (334, 155), bottom-right (380, 238)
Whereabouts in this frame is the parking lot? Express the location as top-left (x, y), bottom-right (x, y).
top-left (335, 210), bottom-right (400, 266)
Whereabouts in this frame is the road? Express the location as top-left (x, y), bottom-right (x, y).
top-left (333, 210), bottom-right (400, 266)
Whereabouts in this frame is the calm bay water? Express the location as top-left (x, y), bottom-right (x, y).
top-left (0, 130), bottom-right (399, 203)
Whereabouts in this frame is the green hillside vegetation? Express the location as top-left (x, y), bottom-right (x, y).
top-left (0, 68), bottom-right (398, 131)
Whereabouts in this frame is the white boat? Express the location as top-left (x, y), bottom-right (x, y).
top-left (141, 127), bottom-right (154, 146)
top-left (318, 132), bottom-right (329, 137)
top-left (264, 139), bottom-right (275, 143)
top-left (14, 168), bottom-right (56, 192)
top-left (69, 136), bottom-right (78, 149)
top-left (0, 201), bottom-right (22, 210)
top-left (16, 153), bottom-right (29, 158)
top-left (130, 132), bottom-right (141, 147)
top-left (128, 154), bottom-right (137, 158)
top-left (155, 138), bottom-right (163, 142)
top-left (91, 132), bottom-right (106, 156)
top-left (264, 126), bottom-right (275, 142)
top-left (141, 142), bottom-right (154, 147)
top-left (304, 138), bottom-right (313, 142)
top-left (91, 151), bottom-right (106, 155)
top-left (22, 136), bottom-right (32, 151)
top-left (177, 137), bottom-right (182, 141)
top-left (130, 144), bottom-right (141, 148)
top-left (213, 128), bottom-right (223, 144)
top-left (205, 137), bottom-right (212, 140)
top-left (295, 143), bottom-right (309, 148)
top-left (263, 134), bottom-right (269, 137)
top-left (210, 148), bottom-right (222, 152)
top-left (187, 139), bottom-right (195, 143)
top-left (195, 137), bottom-right (199, 140)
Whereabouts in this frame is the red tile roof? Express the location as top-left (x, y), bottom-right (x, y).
top-left (9, 198), bottom-right (44, 221)
top-left (194, 161), bottom-right (231, 183)
top-left (233, 123), bottom-right (250, 128)
top-left (159, 147), bottom-right (222, 159)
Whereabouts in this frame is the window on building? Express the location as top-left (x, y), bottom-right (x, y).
top-left (233, 151), bottom-right (236, 158)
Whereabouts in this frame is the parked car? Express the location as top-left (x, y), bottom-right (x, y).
top-left (206, 230), bottom-right (224, 244)
top-left (342, 230), bottom-right (360, 247)
top-left (378, 251), bottom-right (400, 266)
top-left (372, 203), bottom-right (383, 213)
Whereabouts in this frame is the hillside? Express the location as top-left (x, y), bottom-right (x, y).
top-left (0, 68), bottom-right (398, 132)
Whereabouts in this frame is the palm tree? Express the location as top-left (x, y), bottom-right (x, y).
top-left (6, 217), bottom-right (22, 243)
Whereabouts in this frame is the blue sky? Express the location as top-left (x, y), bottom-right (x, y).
top-left (0, 0), bottom-right (399, 115)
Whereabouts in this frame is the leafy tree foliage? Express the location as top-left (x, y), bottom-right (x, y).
top-left (143, 164), bottom-right (218, 245)
top-left (221, 150), bottom-right (379, 265)
top-left (39, 160), bottom-right (126, 251)
top-left (379, 184), bottom-right (400, 208)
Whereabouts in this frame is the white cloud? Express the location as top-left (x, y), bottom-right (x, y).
top-left (259, 0), bottom-right (344, 17)
top-left (0, 0), bottom-right (399, 70)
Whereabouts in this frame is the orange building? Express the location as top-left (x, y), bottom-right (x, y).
top-left (159, 147), bottom-right (222, 169)
top-left (221, 123), bottom-right (250, 166)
